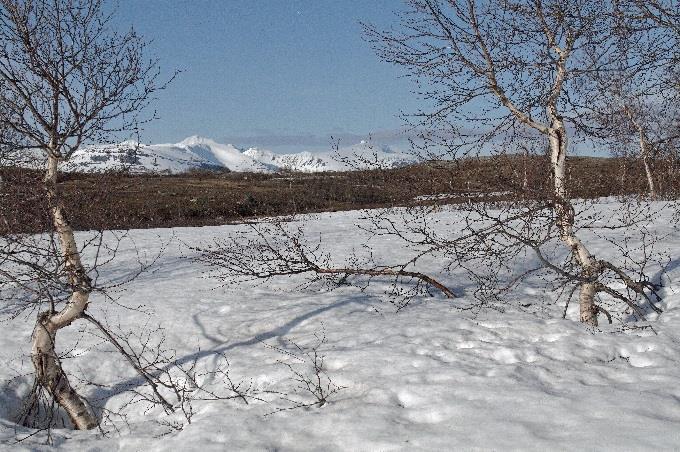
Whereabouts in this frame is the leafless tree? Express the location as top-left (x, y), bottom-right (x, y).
top-left (628, 0), bottom-right (680, 38)
top-left (574, 0), bottom-right (680, 198)
top-left (203, 1), bottom-right (676, 331)
top-left (198, 221), bottom-right (457, 307)
top-left (0, 0), bottom-right (168, 429)
top-left (356, 0), bottom-right (680, 326)
top-left (264, 329), bottom-right (345, 415)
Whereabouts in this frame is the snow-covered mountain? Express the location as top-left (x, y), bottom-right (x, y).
top-left (244, 141), bottom-right (415, 173)
top-left (55, 137), bottom-right (415, 174)
top-left (61, 136), bottom-right (275, 174)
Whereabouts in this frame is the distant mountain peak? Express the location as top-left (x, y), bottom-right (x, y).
top-left (52, 138), bottom-right (415, 174)
top-left (178, 135), bottom-right (219, 147)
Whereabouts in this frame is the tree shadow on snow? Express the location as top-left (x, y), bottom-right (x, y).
top-left (651, 257), bottom-right (680, 291)
top-left (90, 293), bottom-right (374, 407)
top-left (620, 257), bottom-right (680, 323)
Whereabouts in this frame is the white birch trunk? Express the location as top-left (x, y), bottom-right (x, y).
top-left (547, 111), bottom-right (599, 326)
top-left (639, 130), bottom-right (657, 199)
top-left (625, 108), bottom-right (657, 198)
top-left (30, 155), bottom-right (98, 430)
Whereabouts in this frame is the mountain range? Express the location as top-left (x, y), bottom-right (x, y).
top-left (56, 136), bottom-right (416, 174)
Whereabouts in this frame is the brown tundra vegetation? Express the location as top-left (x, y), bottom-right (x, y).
top-left (3, 155), bottom-right (678, 234)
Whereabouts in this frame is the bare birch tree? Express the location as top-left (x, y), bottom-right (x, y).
top-left (0, 0), bottom-right (165, 429)
top-left (628, 0), bottom-right (680, 38)
top-left (361, 0), bottom-right (673, 326)
top-left (574, 0), bottom-right (680, 198)
top-left (201, 1), bottom-right (674, 328)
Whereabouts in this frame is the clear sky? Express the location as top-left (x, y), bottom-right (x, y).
top-left (113, 0), bottom-right (419, 151)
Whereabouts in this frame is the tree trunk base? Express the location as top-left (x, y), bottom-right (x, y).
top-left (32, 314), bottom-right (98, 430)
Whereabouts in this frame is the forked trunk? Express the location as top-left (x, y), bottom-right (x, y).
top-left (547, 113), bottom-right (599, 326)
top-left (30, 155), bottom-right (98, 429)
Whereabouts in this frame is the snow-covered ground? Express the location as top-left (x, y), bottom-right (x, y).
top-left (54, 137), bottom-right (415, 174)
top-left (1, 203), bottom-right (680, 451)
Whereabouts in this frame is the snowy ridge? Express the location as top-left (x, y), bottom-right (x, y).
top-left (245, 141), bottom-right (414, 172)
top-left (61, 136), bottom-right (275, 174)
top-left (56, 137), bottom-right (416, 174)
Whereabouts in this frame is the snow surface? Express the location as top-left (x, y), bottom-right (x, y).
top-left (55, 137), bottom-right (416, 174)
top-left (1, 202), bottom-right (680, 450)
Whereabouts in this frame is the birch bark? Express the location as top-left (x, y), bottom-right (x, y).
top-left (30, 154), bottom-right (98, 429)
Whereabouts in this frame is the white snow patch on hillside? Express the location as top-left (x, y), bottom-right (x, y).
top-left (1, 203), bottom-right (680, 450)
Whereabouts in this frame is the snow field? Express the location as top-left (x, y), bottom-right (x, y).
top-left (1, 203), bottom-right (680, 450)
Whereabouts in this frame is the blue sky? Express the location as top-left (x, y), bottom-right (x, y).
top-left (113, 1), bottom-right (419, 151)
